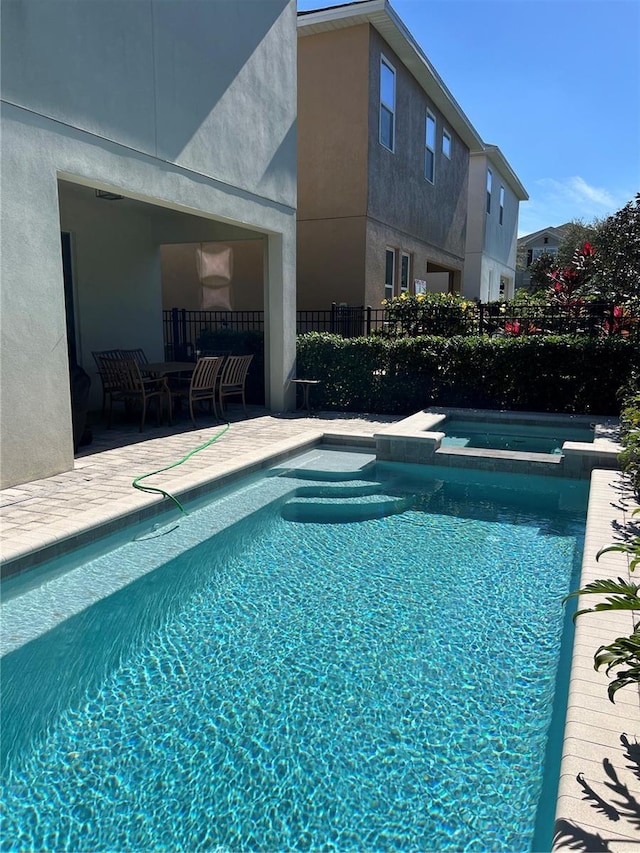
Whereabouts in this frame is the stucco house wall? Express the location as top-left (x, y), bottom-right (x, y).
top-left (58, 182), bottom-right (165, 412)
top-left (366, 28), bottom-right (469, 265)
top-left (464, 148), bottom-right (528, 301)
top-left (1, 0), bottom-right (297, 489)
top-left (296, 24), bottom-right (370, 309)
top-left (515, 226), bottom-right (567, 291)
top-left (297, 1), bottom-right (482, 311)
top-left (161, 241), bottom-right (264, 314)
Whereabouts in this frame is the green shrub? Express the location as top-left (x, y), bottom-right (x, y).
top-left (296, 333), bottom-right (639, 415)
top-left (618, 371), bottom-right (640, 499)
top-left (381, 292), bottom-right (477, 338)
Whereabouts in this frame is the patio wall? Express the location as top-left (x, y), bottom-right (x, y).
top-left (0, 0), bottom-right (297, 489)
top-left (58, 183), bottom-right (166, 412)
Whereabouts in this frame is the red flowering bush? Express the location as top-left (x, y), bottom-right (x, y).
top-left (546, 241), bottom-right (595, 309)
top-left (503, 319), bottom-right (540, 336)
top-left (603, 304), bottom-right (638, 337)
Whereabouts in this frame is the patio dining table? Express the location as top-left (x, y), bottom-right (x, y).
top-left (143, 361), bottom-right (196, 377)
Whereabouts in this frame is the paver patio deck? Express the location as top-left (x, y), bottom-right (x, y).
top-left (1, 406), bottom-right (638, 849)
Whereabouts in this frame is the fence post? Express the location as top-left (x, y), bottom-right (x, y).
top-left (478, 301), bottom-right (484, 335)
top-left (366, 306), bottom-right (372, 337)
top-left (171, 308), bottom-right (180, 360)
top-left (330, 302), bottom-right (337, 334)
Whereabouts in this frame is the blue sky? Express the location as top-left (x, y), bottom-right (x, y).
top-left (296, 0), bottom-right (640, 236)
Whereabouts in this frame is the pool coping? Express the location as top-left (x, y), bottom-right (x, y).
top-left (0, 430), bottom-right (375, 578)
top-left (552, 468), bottom-right (640, 850)
top-left (1, 424), bottom-right (638, 847)
top-left (374, 408), bottom-right (622, 479)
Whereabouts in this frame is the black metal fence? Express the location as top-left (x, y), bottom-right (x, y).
top-left (163, 301), bottom-right (637, 357)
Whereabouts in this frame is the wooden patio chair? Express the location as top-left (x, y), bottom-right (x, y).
top-left (92, 349), bottom-right (125, 416)
top-left (218, 354), bottom-right (253, 416)
top-left (119, 348), bottom-right (149, 369)
top-left (107, 357), bottom-right (171, 431)
top-left (169, 356), bottom-right (225, 426)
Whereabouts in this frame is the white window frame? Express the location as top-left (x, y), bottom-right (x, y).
top-left (486, 168), bottom-right (492, 214)
top-left (532, 247), bottom-right (558, 262)
top-left (499, 186), bottom-right (505, 225)
top-left (385, 248), bottom-right (396, 301)
top-left (379, 56), bottom-right (396, 152)
top-left (442, 128), bottom-right (451, 159)
top-left (400, 252), bottom-right (411, 293)
top-left (425, 110), bottom-right (436, 183)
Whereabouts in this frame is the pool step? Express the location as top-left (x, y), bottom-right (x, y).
top-left (293, 483), bottom-right (384, 499)
top-left (279, 468), bottom-right (376, 482)
top-left (281, 491), bottom-right (411, 523)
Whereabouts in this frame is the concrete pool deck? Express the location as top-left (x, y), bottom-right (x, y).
top-left (1, 407), bottom-right (638, 849)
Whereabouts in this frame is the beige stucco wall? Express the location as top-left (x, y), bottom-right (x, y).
top-left (297, 21), bottom-right (470, 310)
top-left (161, 241), bottom-right (264, 312)
top-left (297, 25), bottom-right (370, 221)
top-left (297, 25), bottom-right (370, 307)
top-left (296, 218), bottom-right (367, 309)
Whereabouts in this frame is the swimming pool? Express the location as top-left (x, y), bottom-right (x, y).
top-left (1, 448), bottom-right (587, 852)
top-left (374, 408), bottom-right (619, 474)
top-left (439, 418), bottom-right (594, 455)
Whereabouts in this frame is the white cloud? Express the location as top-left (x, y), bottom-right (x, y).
top-left (545, 176), bottom-right (618, 209)
top-left (517, 176), bottom-right (632, 237)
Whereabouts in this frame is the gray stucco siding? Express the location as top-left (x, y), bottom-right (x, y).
top-left (366, 27), bottom-right (469, 261)
top-left (1, 0), bottom-right (297, 209)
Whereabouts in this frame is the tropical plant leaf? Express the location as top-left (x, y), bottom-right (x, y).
top-left (565, 577), bottom-right (640, 600)
top-left (597, 541), bottom-right (640, 572)
top-left (573, 599), bottom-right (640, 620)
top-left (606, 665), bottom-right (640, 702)
top-left (594, 634), bottom-right (640, 669)
top-left (565, 577), bottom-right (640, 621)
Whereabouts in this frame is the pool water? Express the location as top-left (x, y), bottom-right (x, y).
top-left (439, 418), bottom-right (594, 455)
top-left (0, 451), bottom-right (587, 852)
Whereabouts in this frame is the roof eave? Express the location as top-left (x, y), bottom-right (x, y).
top-left (477, 145), bottom-right (529, 201)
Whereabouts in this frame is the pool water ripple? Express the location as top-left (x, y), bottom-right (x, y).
top-left (1, 466), bottom-right (585, 852)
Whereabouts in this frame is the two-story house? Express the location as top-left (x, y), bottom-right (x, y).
top-left (0, 0), bottom-right (297, 489)
top-left (297, 0), bottom-right (486, 309)
top-left (464, 146), bottom-right (529, 301)
top-left (515, 225), bottom-right (569, 291)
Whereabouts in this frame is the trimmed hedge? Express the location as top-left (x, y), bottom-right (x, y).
top-left (296, 332), bottom-right (640, 415)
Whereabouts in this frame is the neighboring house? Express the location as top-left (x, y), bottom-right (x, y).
top-left (464, 146), bottom-right (529, 302)
top-left (515, 225), bottom-right (569, 291)
top-left (0, 0), bottom-right (297, 489)
top-left (297, 0), bottom-right (486, 310)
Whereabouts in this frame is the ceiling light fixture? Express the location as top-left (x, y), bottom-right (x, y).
top-left (95, 189), bottom-right (124, 201)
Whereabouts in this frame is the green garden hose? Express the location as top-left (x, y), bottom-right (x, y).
top-left (132, 422), bottom-right (230, 514)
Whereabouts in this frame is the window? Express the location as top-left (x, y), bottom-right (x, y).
top-left (385, 248), bottom-right (396, 300)
top-left (425, 111), bottom-right (436, 183)
top-left (400, 252), bottom-right (410, 293)
top-left (532, 247), bottom-right (557, 262)
top-left (486, 169), bottom-right (492, 214)
top-left (442, 128), bottom-right (451, 159)
top-left (379, 57), bottom-right (395, 151)
top-left (499, 186), bottom-right (505, 225)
